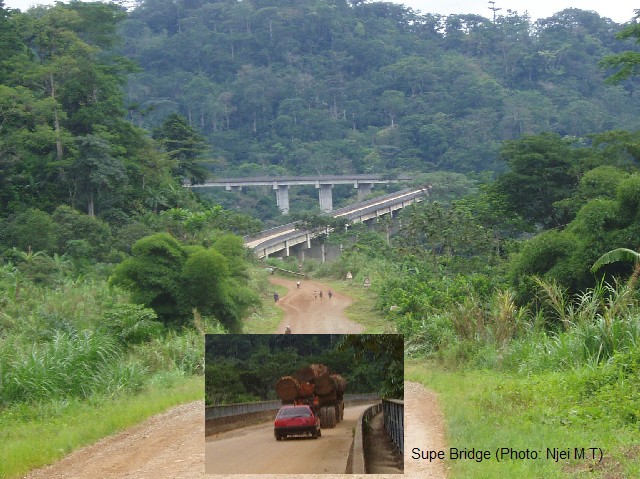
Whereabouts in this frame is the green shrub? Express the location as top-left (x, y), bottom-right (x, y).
top-left (102, 304), bottom-right (164, 345)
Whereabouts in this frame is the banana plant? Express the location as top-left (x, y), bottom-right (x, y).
top-left (591, 248), bottom-right (640, 273)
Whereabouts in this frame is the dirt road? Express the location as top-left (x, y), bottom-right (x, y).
top-left (22, 278), bottom-right (447, 479)
top-left (270, 277), bottom-right (363, 333)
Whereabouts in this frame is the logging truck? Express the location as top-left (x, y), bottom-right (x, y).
top-left (274, 363), bottom-right (346, 429)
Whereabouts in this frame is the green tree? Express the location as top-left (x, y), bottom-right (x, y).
top-left (71, 134), bottom-right (127, 217)
top-left (600, 13), bottom-right (640, 84)
top-left (51, 205), bottom-right (113, 260)
top-left (495, 133), bottom-right (591, 227)
top-left (337, 334), bottom-right (404, 399)
top-left (110, 233), bottom-right (188, 323)
top-left (110, 232), bottom-right (258, 330)
top-left (153, 113), bottom-right (209, 184)
top-left (182, 248), bottom-right (229, 315)
top-left (1, 209), bottom-right (57, 253)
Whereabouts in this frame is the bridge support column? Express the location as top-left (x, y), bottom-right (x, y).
top-left (355, 182), bottom-right (373, 201)
top-left (274, 184), bottom-right (290, 214)
top-left (316, 183), bottom-right (333, 213)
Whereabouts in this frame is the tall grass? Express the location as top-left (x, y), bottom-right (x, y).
top-left (403, 272), bottom-right (640, 373)
top-left (0, 331), bottom-right (136, 403)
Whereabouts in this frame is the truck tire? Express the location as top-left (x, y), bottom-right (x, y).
top-left (334, 400), bottom-right (344, 422)
top-left (326, 404), bottom-right (337, 428)
top-left (319, 406), bottom-right (328, 428)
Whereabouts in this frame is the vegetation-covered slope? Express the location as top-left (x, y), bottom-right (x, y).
top-left (120, 0), bottom-right (640, 176)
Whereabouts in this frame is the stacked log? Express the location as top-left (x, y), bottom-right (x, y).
top-left (293, 363), bottom-right (330, 383)
top-left (298, 381), bottom-right (314, 398)
top-left (314, 373), bottom-right (346, 396)
top-left (275, 376), bottom-right (300, 401)
top-left (275, 365), bottom-right (347, 404)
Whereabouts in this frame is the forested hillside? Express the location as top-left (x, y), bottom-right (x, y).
top-left (120, 0), bottom-right (640, 176)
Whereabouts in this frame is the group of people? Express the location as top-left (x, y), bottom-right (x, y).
top-left (275, 281), bottom-right (333, 335)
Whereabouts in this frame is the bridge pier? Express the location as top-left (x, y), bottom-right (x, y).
top-left (355, 182), bottom-right (373, 201)
top-left (274, 185), bottom-right (290, 214)
top-left (317, 184), bottom-right (333, 213)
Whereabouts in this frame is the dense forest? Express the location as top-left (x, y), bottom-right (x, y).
top-left (204, 334), bottom-right (404, 404)
top-left (119, 0), bottom-right (640, 178)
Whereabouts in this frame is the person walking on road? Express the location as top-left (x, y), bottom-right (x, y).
top-left (328, 289), bottom-right (333, 299)
top-left (319, 290), bottom-right (323, 300)
top-left (274, 291), bottom-right (279, 303)
top-left (313, 290), bottom-right (318, 300)
top-left (296, 281), bottom-right (301, 289)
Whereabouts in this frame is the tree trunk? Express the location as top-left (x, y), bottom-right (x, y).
top-left (50, 73), bottom-right (63, 162)
top-left (88, 190), bottom-right (95, 217)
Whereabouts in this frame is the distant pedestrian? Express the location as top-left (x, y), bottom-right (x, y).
top-left (313, 290), bottom-right (318, 300)
top-left (296, 281), bottom-right (301, 289)
top-left (319, 290), bottom-right (323, 300)
top-left (328, 289), bottom-right (333, 299)
top-left (274, 291), bottom-right (279, 303)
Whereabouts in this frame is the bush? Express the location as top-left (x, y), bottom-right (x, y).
top-left (102, 304), bottom-right (164, 345)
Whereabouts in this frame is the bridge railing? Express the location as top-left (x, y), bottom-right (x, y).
top-left (246, 188), bottom-right (426, 253)
top-left (382, 398), bottom-right (404, 454)
top-left (205, 393), bottom-right (381, 420)
top-left (331, 187), bottom-right (423, 218)
top-left (243, 223), bottom-right (297, 243)
top-left (192, 173), bottom-right (414, 185)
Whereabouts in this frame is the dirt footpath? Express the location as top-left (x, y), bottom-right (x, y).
top-left (22, 278), bottom-right (447, 479)
top-left (270, 277), bottom-right (363, 334)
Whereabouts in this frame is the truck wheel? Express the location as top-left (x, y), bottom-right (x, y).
top-left (319, 406), bottom-right (328, 428)
top-left (275, 434), bottom-right (283, 441)
top-left (335, 401), bottom-right (344, 423)
top-left (326, 405), bottom-right (337, 428)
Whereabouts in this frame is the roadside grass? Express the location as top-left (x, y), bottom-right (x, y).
top-left (0, 374), bottom-right (203, 479)
top-left (242, 278), bottom-right (286, 333)
top-left (327, 279), bottom-right (394, 333)
top-left (406, 360), bottom-right (640, 479)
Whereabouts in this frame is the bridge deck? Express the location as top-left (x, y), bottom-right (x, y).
top-left (245, 187), bottom-right (427, 257)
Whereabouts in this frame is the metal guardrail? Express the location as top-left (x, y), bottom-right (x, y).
top-left (205, 400), bottom-right (282, 420)
top-left (383, 399), bottom-right (404, 454)
top-left (205, 393), bottom-right (380, 421)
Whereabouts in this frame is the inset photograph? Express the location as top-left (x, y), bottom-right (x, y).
top-left (204, 334), bottom-right (404, 474)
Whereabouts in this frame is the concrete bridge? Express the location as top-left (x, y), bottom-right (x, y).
top-left (245, 187), bottom-right (428, 259)
top-left (186, 174), bottom-right (412, 214)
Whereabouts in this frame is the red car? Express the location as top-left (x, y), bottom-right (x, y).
top-left (274, 405), bottom-right (321, 440)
